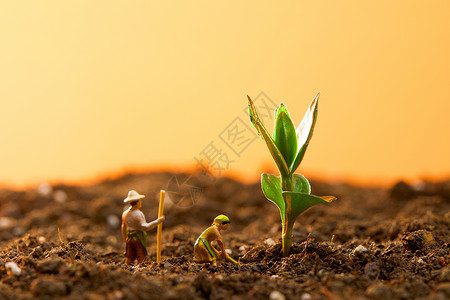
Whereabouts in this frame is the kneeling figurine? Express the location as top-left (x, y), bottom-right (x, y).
top-left (194, 215), bottom-right (239, 266)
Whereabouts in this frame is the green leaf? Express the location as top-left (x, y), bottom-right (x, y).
top-left (261, 173), bottom-right (285, 224)
top-left (290, 92), bottom-right (320, 174)
top-left (292, 173), bottom-right (311, 194)
top-left (248, 95), bottom-right (289, 178)
top-left (273, 103), bottom-right (298, 169)
top-left (282, 191), bottom-right (335, 221)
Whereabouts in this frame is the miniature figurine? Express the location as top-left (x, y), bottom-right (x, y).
top-left (194, 214), bottom-right (239, 266)
top-left (121, 190), bottom-right (165, 265)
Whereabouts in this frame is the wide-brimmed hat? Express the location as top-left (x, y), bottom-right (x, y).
top-left (123, 190), bottom-right (145, 203)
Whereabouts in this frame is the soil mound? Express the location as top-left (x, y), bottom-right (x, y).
top-left (1, 172), bottom-right (449, 299)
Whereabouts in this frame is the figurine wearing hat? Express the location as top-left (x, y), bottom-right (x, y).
top-left (121, 190), bottom-right (165, 265)
top-left (194, 214), bottom-right (239, 266)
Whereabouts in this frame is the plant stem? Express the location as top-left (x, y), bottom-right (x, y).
top-left (281, 175), bottom-right (293, 191)
top-left (282, 217), bottom-right (295, 257)
top-left (281, 174), bottom-right (294, 256)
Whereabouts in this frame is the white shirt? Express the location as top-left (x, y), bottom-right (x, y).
top-left (122, 208), bottom-right (159, 231)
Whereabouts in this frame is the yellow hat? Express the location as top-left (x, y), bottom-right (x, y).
top-left (123, 190), bottom-right (145, 203)
top-left (214, 214), bottom-right (230, 225)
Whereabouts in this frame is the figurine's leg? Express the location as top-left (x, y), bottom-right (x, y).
top-left (136, 243), bottom-right (148, 264)
top-left (126, 241), bottom-right (137, 265)
top-left (194, 244), bottom-right (209, 263)
top-left (194, 242), bottom-right (216, 265)
top-left (211, 257), bottom-right (217, 267)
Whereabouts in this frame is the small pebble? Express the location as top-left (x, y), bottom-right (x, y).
top-left (412, 180), bottom-right (426, 191)
top-left (271, 275), bottom-right (280, 280)
top-left (106, 214), bottom-right (120, 229)
top-left (160, 262), bottom-right (173, 269)
top-left (5, 262), bottom-right (21, 276)
top-left (37, 182), bottom-right (52, 196)
top-left (108, 290), bottom-right (124, 300)
top-left (106, 235), bottom-right (117, 245)
top-left (301, 293), bottom-right (312, 300)
top-left (353, 245), bottom-right (368, 255)
top-left (225, 249), bottom-right (232, 255)
top-left (53, 190), bottom-right (68, 203)
top-left (269, 290), bottom-right (286, 300)
top-left (0, 217), bottom-right (14, 228)
top-left (239, 245), bottom-right (248, 252)
top-left (264, 238), bottom-right (276, 246)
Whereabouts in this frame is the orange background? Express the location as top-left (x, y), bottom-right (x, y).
top-left (1, 1), bottom-right (450, 188)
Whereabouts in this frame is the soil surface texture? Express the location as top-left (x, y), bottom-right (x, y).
top-left (0, 172), bottom-right (449, 300)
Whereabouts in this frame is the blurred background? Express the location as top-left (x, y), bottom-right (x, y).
top-left (1, 0), bottom-right (449, 188)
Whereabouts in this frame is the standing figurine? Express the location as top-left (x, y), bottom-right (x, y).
top-left (194, 215), bottom-right (239, 266)
top-left (121, 190), bottom-right (165, 265)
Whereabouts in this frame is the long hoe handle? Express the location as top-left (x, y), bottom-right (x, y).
top-left (156, 190), bottom-right (165, 263)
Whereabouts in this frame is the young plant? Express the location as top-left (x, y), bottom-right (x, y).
top-left (248, 93), bottom-right (336, 257)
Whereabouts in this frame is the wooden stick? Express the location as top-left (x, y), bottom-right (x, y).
top-left (156, 190), bottom-right (165, 263)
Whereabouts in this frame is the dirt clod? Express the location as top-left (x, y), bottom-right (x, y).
top-left (364, 262), bottom-right (380, 279)
top-left (37, 258), bottom-right (65, 274)
top-left (402, 230), bottom-right (436, 252)
top-left (30, 278), bottom-right (68, 297)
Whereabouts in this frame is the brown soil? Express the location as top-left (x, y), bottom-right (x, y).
top-left (0, 172), bottom-right (449, 299)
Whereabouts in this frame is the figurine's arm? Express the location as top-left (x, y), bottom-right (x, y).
top-left (121, 212), bottom-right (128, 240)
top-left (209, 239), bottom-right (221, 257)
top-left (121, 223), bottom-right (127, 240)
top-left (215, 234), bottom-right (239, 264)
top-left (213, 227), bottom-right (227, 258)
top-left (140, 215), bottom-right (165, 231)
top-left (216, 238), bottom-right (227, 258)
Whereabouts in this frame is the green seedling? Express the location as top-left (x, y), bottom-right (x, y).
top-left (248, 93), bottom-right (336, 257)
